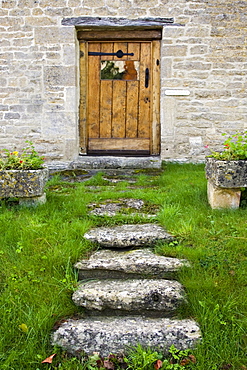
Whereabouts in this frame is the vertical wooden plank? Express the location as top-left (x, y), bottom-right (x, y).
top-left (87, 42), bottom-right (100, 138)
top-left (79, 41), bottom-right (88, 154)
top-left (138, 42), bottom-right (151, 139)
top-left (125, 42), bottom-right (140, 138)
top-left (100, 43), bottom-right (113, 138)
top-left (112, 80), bottom-right (126, 138)
top-left (100, 42), bottom-right (113, 60)
top-left (100, 80), bottom-right (112, 138)
top-left (112, 42), bottom-right (127, 138)
top-left (151, 40), bottom-right (161, 155)
top-left (126, 81), bottom-right (139, 138)
top-left (113, 42), bottom-right (127, 60)
top-left (127, 42), bottom-right (140, 60)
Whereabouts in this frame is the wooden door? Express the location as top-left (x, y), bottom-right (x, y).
top-left (79, 33), bottom-right (160, 156)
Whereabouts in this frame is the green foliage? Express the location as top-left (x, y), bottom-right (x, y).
top-left (0, 141), bottom-right (45, 170)
top-left (125, 344), bottom-right (161, 370)
top-left (101, 61), bottom-right (125, 80)
top-left (209, 131), bottom-right (247, 160)
top-left (72, 345), bottom-right (195, 370)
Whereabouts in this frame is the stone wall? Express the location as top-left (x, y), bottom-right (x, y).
top-left (0, 0), bottom-right (246, 164)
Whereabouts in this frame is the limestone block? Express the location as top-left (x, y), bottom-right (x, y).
top-left (44, 66), bottom-right (76, 87)
top-left (52, 316), bottom-right (201, 357)
top-left (25, 16), bottom-right (57, 26)
top-left (4, 113), bottom-right (20, 120)
top-left (75, 249), bottom-right (189, 280)
top-left (132, 0), bottom-right (159, 7)
top-left (0, 168), bottom-right (49, 198)
top-left (34, 27), bottom-right (75, 44)
top-left (207, 180), bottom-right (241, 210)
top-left (205, 158), bottom-right (247, 188)
top-left (83, 224), bottom-right (174, 248)
top-left (162, 45), bottom-right (188, 57)
top-left (72, 279), bottom-right (186, 315)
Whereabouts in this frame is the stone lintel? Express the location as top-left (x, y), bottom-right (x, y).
top-left (61, 17), bottom-right (174, 28)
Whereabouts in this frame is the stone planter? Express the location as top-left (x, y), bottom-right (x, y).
top-left (0, 167), bottom-right (49, 206)
top-left (205, 157), bottom-right (247, 209)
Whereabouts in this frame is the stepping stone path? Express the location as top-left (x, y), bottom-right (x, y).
top-left (52, 183), bottom-right (201, 356)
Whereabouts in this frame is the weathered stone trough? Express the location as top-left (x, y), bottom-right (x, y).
top-left (0, 168), bottom-right (49, 206)
top-left (205, 158), bottom-right (247, 209)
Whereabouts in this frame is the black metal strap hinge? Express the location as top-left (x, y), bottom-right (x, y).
top-left (88, 49), bottom-right (134, 59)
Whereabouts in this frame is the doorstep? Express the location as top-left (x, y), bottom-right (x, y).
top-left (70, 156), bottom-right (162, 169)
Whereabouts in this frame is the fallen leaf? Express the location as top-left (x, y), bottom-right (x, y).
top-left (41, 353), bottom-right (56, 364)
top-left (19, 323), bottom-right (28, 333)
top-left (154, 359), bottom-right (163, 369)
top-left (96, 359), bottom-right (104, 367)
top-left (188, 354), bottom-right (197, 363)
top-left (180, 358), bottom-right (190, 366)
top-left (220, 364), bottom-right (232, 370)
top-left (103, 360), bottom-right (115, 369)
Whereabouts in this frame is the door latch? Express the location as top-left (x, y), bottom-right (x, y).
top-left (145, 68), bottom-right (149, 88)
top-left (88, 49), bottom-right (134, 59)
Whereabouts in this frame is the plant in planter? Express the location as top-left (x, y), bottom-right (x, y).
top-left (0, 141), bottom-right (49, 206)
top-left (205, 132), bottom-right (247, 209)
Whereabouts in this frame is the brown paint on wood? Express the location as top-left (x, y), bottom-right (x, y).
top-left (122, 61), bottom-right (138, 81)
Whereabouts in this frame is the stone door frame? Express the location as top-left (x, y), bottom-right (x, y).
top-left (61, 17), bottom-right (174, 156)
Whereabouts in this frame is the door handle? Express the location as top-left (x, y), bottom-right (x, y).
top-left (145, 68), bottom-right (149, 88)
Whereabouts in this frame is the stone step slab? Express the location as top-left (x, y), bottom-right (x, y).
top-left (75, 249), bottom-right (189, 280)
top-left (83, 223), bottom-right (174, 248)
top-left (72, 279), bottom-right (186, 315)
top-left (87, 198), bottom-right (158, 218)
top-left (52, 316), bottom-right (201, 357)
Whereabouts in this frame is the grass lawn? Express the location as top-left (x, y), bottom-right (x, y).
top-left (0, 163), bottom-right (247, 370)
